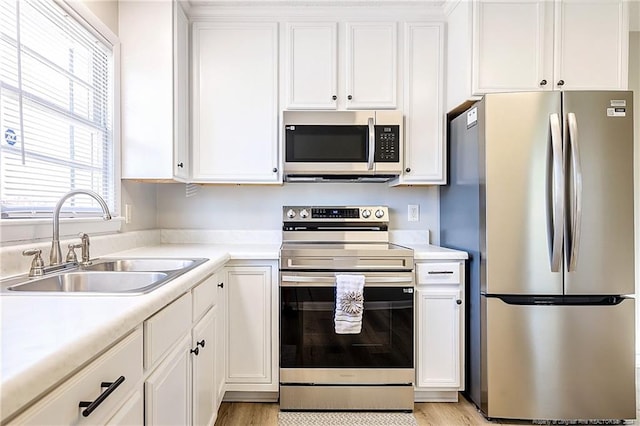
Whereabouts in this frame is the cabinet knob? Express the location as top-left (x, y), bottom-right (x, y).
top-left (347, 95), bottom-right (353, 100)
top-left (557, 80), bottom-right (565, 87)
top-left (218, 282), bottom-right (224, 288)
top-left (197, 339), bottom-right (206, 348)
top-left (405, 168), bottom-right (411, 173)
top-left (539, 79), bottom-right (547, 86)
top-left (332, 95), bottom-right (337, 100)
top-left (177, 162), bottom-right (184, 168)
top-left (272, 167), bottom-right (278, 173)
top-left (456, 299), bottom-right (462, 305)
top-left (190, 347), bottom-right (200, 356)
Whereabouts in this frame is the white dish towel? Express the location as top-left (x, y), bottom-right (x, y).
top-left (334, 274), bottom-right (365, 334)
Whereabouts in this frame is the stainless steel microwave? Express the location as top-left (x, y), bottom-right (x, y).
top-left (283, 110), bottom-right (403, 182)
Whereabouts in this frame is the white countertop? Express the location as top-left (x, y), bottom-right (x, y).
top-left (409, 244), bottom-right (469, 260)
top-left (0, 242), bottom-right (465, 421)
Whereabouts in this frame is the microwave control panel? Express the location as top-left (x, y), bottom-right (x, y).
top-left (374, 125), bottom-right (400, 162)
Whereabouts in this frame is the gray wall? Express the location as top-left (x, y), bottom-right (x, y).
top-left (154, 183), bottom-right (440, 241)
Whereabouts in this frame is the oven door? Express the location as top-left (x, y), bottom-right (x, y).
top-left (280, 272), bottom-right (414, 385)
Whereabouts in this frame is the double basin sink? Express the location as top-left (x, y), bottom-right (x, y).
top-left (1, 258), bottom-right (208, 295)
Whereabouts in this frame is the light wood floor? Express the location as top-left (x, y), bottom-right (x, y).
top-left (215, 369), bottom-right (640, 425)
top-left (214, 395), bottom-right (535, 426)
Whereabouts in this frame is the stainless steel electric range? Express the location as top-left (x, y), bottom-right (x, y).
top-left (279, 206), bottom-right (415, 411)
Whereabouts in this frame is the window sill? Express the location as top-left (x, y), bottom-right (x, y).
top-left (0, 217), bottom-right (124, 245)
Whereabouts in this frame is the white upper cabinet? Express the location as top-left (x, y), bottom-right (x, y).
top-left (394, 22), bottom-right (445, 185)
top-left (471, 0), bottom-right (628, 94)
top-left (120, 0), bottom-right (189, 181)
top-left (173, 4), bottom-right (190, 180)
top-left (283, 21), bottom-right (397, 110)
top-left (344, 22), bottom-right (397, 109)
top-left (192, 22), bottom-right (280, 183)
top-left (473, 0), bottom-right (552, 92)
top-left (284, 22), bottom-right (338, 109)
top-left (553, 0), bottom-right (629, 90)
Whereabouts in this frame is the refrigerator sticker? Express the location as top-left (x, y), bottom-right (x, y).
top-left (610, 99), bottom-right (626, 107)
top-left (466, 107), bottom-right (478, 128)
top-left (607, 107), bottom-right (626, 117)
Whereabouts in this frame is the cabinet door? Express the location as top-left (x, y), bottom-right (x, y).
top-left (192, 22), bottom-right (280, 183)
top-left (106, 389), bottom-right (144, 426)
top-left (120, 1), bottom-right (175, 179)
top-left (285, 22), bottom-right (338, 109)
top-left (553, 0), bottom-right (628, 90)
top-left (215, 280), bottom-right (226, 405)
top-left (345, 22), bottom-right (397, 109)
top-left (473, 0), bottom-right (553, 93)
top-left (416, 288), bottom-right (461, 388)
top-left (225, 266), bottom-right (274, 389)
top-left (173, 1), bottom-right (189, 180)
top-left (192, 308), bottom-right (217, 426)
top-left (400, 23), bottom-right (445, 184)
top-left (145, 335), bottom-right (191, 425)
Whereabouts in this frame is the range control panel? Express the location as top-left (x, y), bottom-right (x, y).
top-left (283, 206), bottom-right (389, 222)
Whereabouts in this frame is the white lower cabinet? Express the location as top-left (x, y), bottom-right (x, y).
top-left (415, 260), bottom-right (465, 402)
top-left (106, 389), bottom-right (144, 425)
top-left (224, 263), bottom-right (278, 395)
top-left (144, 270), bottom-right (225, 425)
top-left (8, 328), bottom-right (144, 425)
top-left (145, 334), bottom-right (192, 425)
top-left (192, 308), bottom-right (217, 426)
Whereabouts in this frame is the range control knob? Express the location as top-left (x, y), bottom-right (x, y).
top-left (361, 209), bottom-right (371, 218)
top-left (286, 209), bottom-right (296, 219)
top-left (299, 209), bottom-right (309, 219)
top-left (375, 209), bottom-right (385, 218)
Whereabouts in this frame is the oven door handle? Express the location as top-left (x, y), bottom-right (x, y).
top-left (280, 275), bottom-right (414, 286)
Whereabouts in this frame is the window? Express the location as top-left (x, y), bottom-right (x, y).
top-left (0, 0), bottom-right (115, 219)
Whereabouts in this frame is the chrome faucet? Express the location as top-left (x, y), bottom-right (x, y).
top-left (50, 190), bottom-right (112, 265)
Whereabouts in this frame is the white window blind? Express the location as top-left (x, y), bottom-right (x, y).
top-left (0, 0), bottom-right (114, 219)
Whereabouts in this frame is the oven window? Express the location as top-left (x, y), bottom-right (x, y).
top-left (285, 125), bottom-right (368, 162)
top-left (280, 287), bottom-right (413, 368)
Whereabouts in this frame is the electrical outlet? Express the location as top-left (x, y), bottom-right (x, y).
top-left (125, 204), bottom-right (133, 224)
top-left (408, 204), bottom-right (419, 222)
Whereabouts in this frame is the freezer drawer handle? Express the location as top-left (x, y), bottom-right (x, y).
top-left (427, 270), bottom-right (454, 275)
top-left (79, 375), bottom-right (125, 417)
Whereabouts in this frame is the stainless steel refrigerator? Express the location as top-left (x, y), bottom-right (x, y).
top-left (441, 91), bottom-right (636, 421)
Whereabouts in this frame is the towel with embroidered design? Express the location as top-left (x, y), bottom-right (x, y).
top-left (334, 274), bottom-right (365, 334)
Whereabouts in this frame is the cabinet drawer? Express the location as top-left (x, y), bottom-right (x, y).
top-left (144, 292), bottom-right (192, 369)
top-left (9, 328), bottom-right (143, 425)
top-left (193, 273), bottom-right (218, 322)
top-left (416, 262), bottom-right (461, 285)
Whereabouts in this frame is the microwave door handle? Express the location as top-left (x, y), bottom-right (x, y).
top-left (367, 117), bottom-right (374, 170)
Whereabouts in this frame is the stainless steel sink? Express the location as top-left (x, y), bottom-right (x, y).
top-left (7, 272), bottom-right (169, 293)
top-left (1, 257), bottom-right (209, 295)
top-left (82, 258), bottom-right (200, 272)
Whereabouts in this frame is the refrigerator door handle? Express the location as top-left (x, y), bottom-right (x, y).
top-left (566, 112), bottom-right (583, 272)
top-left (548, 113), bottom-right (564, 272)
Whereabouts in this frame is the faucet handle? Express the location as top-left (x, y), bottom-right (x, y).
top-left (66, 243), bottom-right (82, 263)
top-left (22, 249), bottom-right (45, 277)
